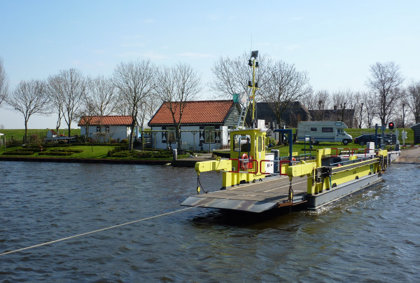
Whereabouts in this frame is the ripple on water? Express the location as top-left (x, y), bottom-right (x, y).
top-left (0, 162), bottom-right (419, 281)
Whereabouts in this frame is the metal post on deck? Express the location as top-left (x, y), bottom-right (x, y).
top-left (271, 149), bottom-right (279, 173)
top-left (274, 129), bottom-right (293, 165)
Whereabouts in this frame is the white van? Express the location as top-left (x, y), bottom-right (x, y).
top-left (296, 121), bottom-right (353, 145)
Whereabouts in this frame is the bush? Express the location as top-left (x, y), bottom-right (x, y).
top-left (2, 150), bottom-right (34, 155)
top-left (107, 149), bottom-right (172, 159)
top-left (22, 145), bottom-right (44, 152)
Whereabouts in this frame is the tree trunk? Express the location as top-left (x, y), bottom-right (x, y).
top-left (68, 122), bottom-right (71, 137)
top-left (129, 123), bottom-right (135, 151)
top-left (176, 124), bottom-right (182, 151)
top-left (24, 120), bottom-right (28, 144)
top-left (141, 126), bottom-right (144, 150)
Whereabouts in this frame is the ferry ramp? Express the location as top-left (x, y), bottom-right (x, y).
top-left (181, 175), bottom-right (307, 213)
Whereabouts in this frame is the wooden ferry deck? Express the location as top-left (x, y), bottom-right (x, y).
top-left (181, 175), bottom-right (308, 213)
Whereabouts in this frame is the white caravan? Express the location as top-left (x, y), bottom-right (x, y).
top-left (296, 121), bottom-right (353, 145)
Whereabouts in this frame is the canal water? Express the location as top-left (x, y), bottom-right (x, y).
top-left (0, 161), bottom-right (419, 282)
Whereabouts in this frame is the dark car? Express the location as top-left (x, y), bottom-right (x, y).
top-left (354, 134), bottom-right (380, 146)
top-left (354, 134), bottom-right (394, 146)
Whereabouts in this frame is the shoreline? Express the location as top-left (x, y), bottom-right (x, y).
top-left (0, 156), bottom-right (203, 167)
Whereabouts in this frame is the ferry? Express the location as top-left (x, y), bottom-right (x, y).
top-left (181, 51), bottom-right (394, 212)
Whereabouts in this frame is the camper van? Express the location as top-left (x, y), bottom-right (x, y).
top-left (296, 121), bottom-right (353, 145)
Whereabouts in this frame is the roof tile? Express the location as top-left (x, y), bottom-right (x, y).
top-left (149, 100), bottom-right (234, 125)
top-left (78, 116), bottom-right (133, 126)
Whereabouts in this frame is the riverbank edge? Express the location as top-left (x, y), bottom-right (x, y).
top-left (0, 156), bottom-right (204, 167)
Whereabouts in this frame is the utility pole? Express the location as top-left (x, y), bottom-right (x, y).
top-left (248, 51), bottom-right (259, 127)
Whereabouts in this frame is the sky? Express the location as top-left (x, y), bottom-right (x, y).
top-left (1, 0), bottom-right (419, 129)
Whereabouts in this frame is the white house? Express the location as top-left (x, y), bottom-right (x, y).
top-left (148, 100), bottom-right (241, 151)
top-left (78, 116), bottom-right (134, 142)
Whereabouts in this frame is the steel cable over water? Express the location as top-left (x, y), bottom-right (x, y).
top-left (0, 207), bottom-right (195, 257)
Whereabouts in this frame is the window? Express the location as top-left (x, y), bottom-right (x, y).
top-left (311, 127), bottom-right (317, 131)
top-left (233, 134), bottom-right (251, 152)
top-left (96, 126), bottom-right (101, 133)
top-left (105, 126), bottom-right (110, 133)
top-left (322, 127), bottom-right (333, 133)
top-left (204, 126), bottom-right (215, 143)
top-left (258, 136), bottom-right (262, 152)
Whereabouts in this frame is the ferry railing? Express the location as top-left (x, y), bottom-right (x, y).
top-left (331, 148), bottom-right (340, 157)
top-left (229, 157), bottom-right (258, 174)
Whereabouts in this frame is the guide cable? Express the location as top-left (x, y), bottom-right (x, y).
top-left (0, 207), bottom-right (195, 257)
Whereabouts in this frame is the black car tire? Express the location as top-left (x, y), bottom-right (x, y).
top-left (343, 139), bottom-right (349, 145)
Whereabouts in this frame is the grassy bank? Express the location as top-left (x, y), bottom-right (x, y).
top-left (0, 145), bottom-right (180, 160)
top-left (0, 129), bottom-right (81, 144)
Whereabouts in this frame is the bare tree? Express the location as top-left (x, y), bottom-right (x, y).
top-left (155, 63), bottom-right (201, 151)
top-left (302, 90), bottom-right (330, 120)
top-left (407, 81), bottom-right (420, 124)
top-left (261, 60), bottom-right (312, 126)
top-left (6, 80), bottom-right (50, 143)
top-left (211, 52), bottom-right (271, 101)
top-left (113, 60), bottom-right (156, 150)
top-left (48, 69), bottom-right (87, 137)
top-left (363, 92), bottom-right (377, 128)
top-left (0, 59), bottom-right (8, 106)
top-left (354, 92), bottom-right (365, 128)
top-left (86, 76), bottom-right (117, 116)
top-left (47, 76), bottom-right (64, 132)
top-left (367, 62), bottom-right (404, 126)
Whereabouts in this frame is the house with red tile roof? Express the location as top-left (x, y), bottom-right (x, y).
top-left (148, 100), bottom-right (240, 151)
top-left (78, 115), bottom-right (136, 142)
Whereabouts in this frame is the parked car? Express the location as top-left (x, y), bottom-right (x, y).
top-left (354, 134), bottom-right (394, 146)
top-left (354, 134), bottom-right (377, 145)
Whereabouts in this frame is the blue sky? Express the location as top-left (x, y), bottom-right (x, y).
top-left (1, 0), bottom-right (419, 129)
